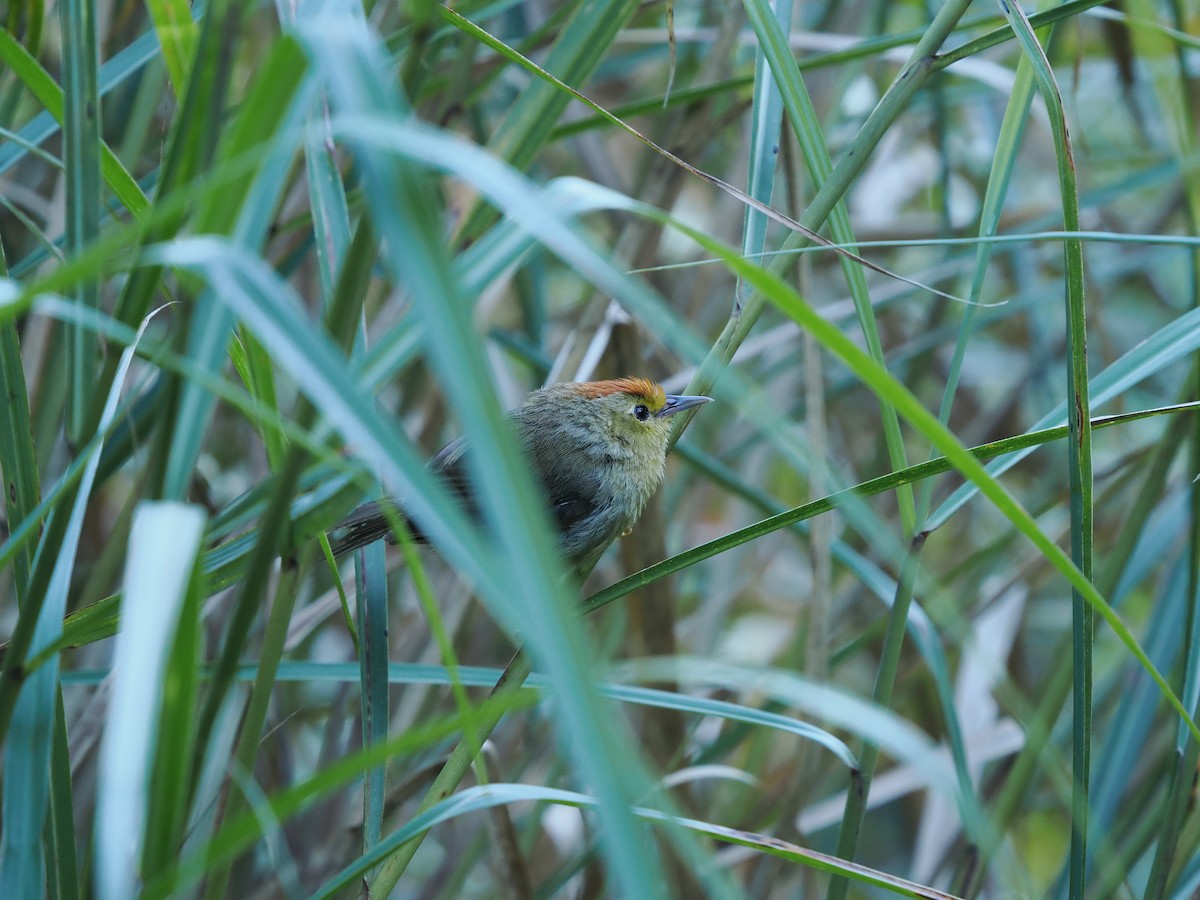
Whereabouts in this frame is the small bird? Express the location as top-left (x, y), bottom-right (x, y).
top-left (330, 377), bottom-right (712, 571)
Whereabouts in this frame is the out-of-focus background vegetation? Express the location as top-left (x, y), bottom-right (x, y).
top-left (1, 0), bottom-right (1199, 896)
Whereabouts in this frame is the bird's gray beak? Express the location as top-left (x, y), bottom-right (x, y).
top-left (656, 394), bottom-right (713, 418)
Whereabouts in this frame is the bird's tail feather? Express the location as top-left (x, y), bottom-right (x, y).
top-left (328, 499), bottom-right (427, 558)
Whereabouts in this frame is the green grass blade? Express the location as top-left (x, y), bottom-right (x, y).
top-left (161, 36), bottom-right (311, 498)
top-left (996, 4), bottom-right (1092, 893)
top-left (57, 0), bottom-right (102, 440)
top-left (0, 26), bottom-right (147, 218)
top-left (653, 218), bottom-right (1198, 746)
top-left (586, 404), bottom-right (1200, 613)
top-left (46, 696), bottom-right (79, 900)
top-left (141, 692), bottom-right (541, 899)
top-left (0, 310), bottom-right (153, 893)
top-left (7, 1), bottom-right (1196, 892)
top-left (313, 782), bottom-right (958, 900)
top-left (744, 0), bottom-right (914, 537)
top-left (297, 16), bottom-right (669, 895)
top-left (738, 0), bottom-right (790, 281)
top-left (142, 0), bottom-right (198, 97)
top-left (929, 301), bottom-right (1200, 530)
top-left (0, 295), bottom-right (39, 599)
top-left (455, 0), bottom-right (640, 237)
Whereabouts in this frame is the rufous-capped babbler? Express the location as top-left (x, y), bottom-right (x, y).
top-left (329, 377), bottom-right (712, 571)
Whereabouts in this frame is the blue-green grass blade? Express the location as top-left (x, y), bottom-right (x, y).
top-left (161, 37), bottom-right (312, 498)
top-left (994, 4), bottom-right (1092, 894)
top-left (300, 89), bottom-right (352, 303)
top-left (356, 543), bottom-right (389, 853)
top-left (0, 283), bottom-right (39, 600)
top-left (148, 229), bottom-right (514, 592)
top-left (138, 692), bottom-right (541, 899)
top-left (94, 502), bottom-right (206, 900)
top-left (141, 541), bottom-right (205, 881)
top-left (57, 0), bottom-right (102, 439)
top-left (297, 15), bottom-right (670, 896)
top-left (0, 26), bottom-right (147, 217)
top-left (0, 310), bottom-right (155, 895)
top-left (1124, 0), bottom-right (1200, 894)
top-left (313, 782), bottom-right (958, 900)
top-left (744, 0), bottom-right (914, 536)
top-left (738, 0), bottom-right (789, 290)
top-left (455, 0), bottom-right (640, 237)
top-left (232, 659), bottom-right (859, 768)
top-left (929, 301), bottom-right (1200, 531)
top-left (594, 211), bottom-right (1198, 746)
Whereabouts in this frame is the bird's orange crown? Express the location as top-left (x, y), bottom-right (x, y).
top-left (577, 377), bottom-right (667, 410)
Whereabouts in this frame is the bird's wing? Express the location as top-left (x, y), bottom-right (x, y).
top-left (429, 435), bottom-right (473, 501)
top-left (437, 434), bottom-right (594, 531)
top-left (550, 491), bottom-right (601, 534)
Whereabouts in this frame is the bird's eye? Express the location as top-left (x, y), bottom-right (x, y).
top-left (633, 404), bottom-right (651, 421)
